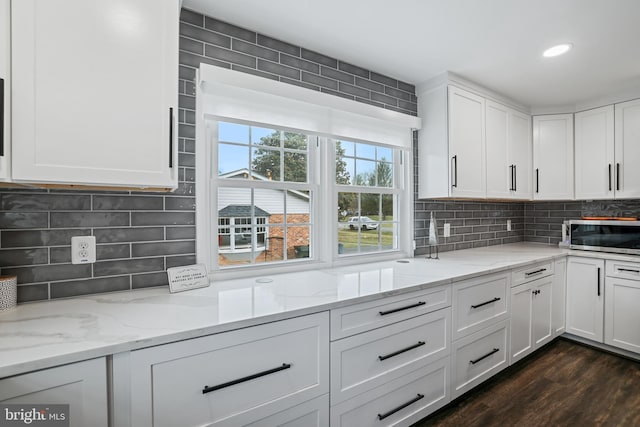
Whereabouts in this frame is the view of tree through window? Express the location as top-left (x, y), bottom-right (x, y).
top-left (336, 140), bottom-right (398, 255)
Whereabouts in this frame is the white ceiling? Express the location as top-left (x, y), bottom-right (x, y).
top-left (183, 0), bottom-right (640, 110)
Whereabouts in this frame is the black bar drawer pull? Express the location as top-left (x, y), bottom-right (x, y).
top-left (597, 268), bottom-right (601, 297)
top-left (451, 155), bottom-right (458, 188)
top-left (609, 164), bottom-right (612, 191)
top-left (618, 268), bottom-right (640, 274)
top-left (525, 268), bottom-right (547, 277)
top-left (169, 107), bottom-right (174, 168)
top-left (513, 164), bottom-right (517, 192)
top-left (0, 78), bottom-right (4, 157)
top-left (536, 168), bottom-right (539, 193)
top-left (616, 163), bottom-right (620, 191)
top-left (202, 363), bottom-right (291, 394)
top-left (470, 297), bottom-right (500, 309)
top-left (378, 341), bottom-right (426, 361)
top-left (470, 348), bottom-right (499, 364)
top-left (509, 165), bottom-right (514, 191)
top-left (377, 394), bottom-right (424, 420)
top-left (379, 301), bottom-right (426, 316)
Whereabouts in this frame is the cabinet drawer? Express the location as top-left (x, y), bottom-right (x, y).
top-left (129, 312), bottom-right (329, 427)
top-left (0, 358), bottom-right (108, 427)
top-left (331, 285), bottom-right (450, 340)
top-left (606, 260), bottom-right (640, 281)
top-left (331, 308), bottom-right (450, 405)
top-left (511, 261), bottom-right (554, 286)
top-left (451, 320), bottom-right (509, 399)
top-left (246, 394), bottom-right (329, 427)
top-left (452, 272), bottom-right (510, 340)
top-left (330, 357), bottom-right (450, 427)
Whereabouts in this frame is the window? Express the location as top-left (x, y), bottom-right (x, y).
top-left (214, 122), bottom-right (315, 268)
top-left (336, 140), bottom-right (399, 255)
top-left (195, 65), bottom-right (419, 276)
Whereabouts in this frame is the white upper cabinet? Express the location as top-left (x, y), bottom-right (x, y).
top-left (0, 0), bottom-right (10, 182)
top-left (11, 0), bottom-right (179, 190)
top-left (532, 114), bottom-right (574, 200)
top-left (417, 84), bottom-right (486, 199)
top-left (486, 101), bottom-right (531, 199)
top-left (448, 86), bottom-right (486, 198)
top-left (614, 98), bottom-right (640, 199)
top-left (575, 105), bottom-right (615, 200)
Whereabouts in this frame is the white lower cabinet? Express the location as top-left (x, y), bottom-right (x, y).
top-left (604, 273), bottom-right (640, 353)
top-left (0, 358), bottom-right (108, 427)
top-left (552, 258), bottom-right (567, 336)
top-left (451, 272), bottom-right (510, 340)
top-left (509, 276), bottom-right (553, 364)
top-left (450, 320), bottom-right (509, 399)
top-left (330, 308), bottom-right (450, 404)
top-left (124, 312), bottom-right (329, 427)
top-left (566, 257), bottom-right (604, 342)
top-left (330, 357), bottom-right (450, 427)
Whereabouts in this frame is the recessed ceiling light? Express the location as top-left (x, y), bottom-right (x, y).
top-left (543, 43), bottom-right (573, 58)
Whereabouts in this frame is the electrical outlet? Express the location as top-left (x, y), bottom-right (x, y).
top-left (444, 223), bottom-right (451, 237)
top-left (507, 220), bottom-right (512, 231)
top-left (412, 240), bottom-right (417, 250)
top-left (71, 236), bottom-right (96, 264)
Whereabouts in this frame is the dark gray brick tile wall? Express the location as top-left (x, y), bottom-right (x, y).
top-left (524, 199), bottom-right (640, 245)
top-left (179, 9), bottom-right (418, 116)
top-left (413, 131), bottom-right (526, 255)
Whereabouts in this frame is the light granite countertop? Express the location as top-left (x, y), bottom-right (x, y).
top-left (3, 242), bottom-right (627, 378)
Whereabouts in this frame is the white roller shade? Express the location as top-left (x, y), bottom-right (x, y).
top-left (198, 65), bottom-right (420, 149)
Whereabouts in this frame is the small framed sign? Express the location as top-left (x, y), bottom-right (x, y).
top-left (167, 264), bottom-right (209, 293)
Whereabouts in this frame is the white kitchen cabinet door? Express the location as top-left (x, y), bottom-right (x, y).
top-left (509, 282), bottom-right (534, 363)
top-left (486, 101), bottom-right (532, 200)
top-left (604, 277), bottom-right (640, 354)
top-left (448, 86), bottom-right (486, 198)
top-left (566, 257), bottom-right (604, 342)
top-left (509, 109), bottom-right (532, 199)
top-left (485, 100), bottom-right (510, 199)
top-left (0, 358), bottom-right (108, 427)
top-left (0, 0), bottom-right (10, 181)
top-left (509, 276), bottom-right (553, 365)
top-left (532, 277), bottom-right (553, 348)
top-left (11, 0), bottom-right (179, 190)
top-left (614, 98), bottom-right (640, 199)
top-left (574, 106), bottom-right (615, 200)
top-left (552, 258), bottom-right (567, 336)
top-left (532, 114), bottom-right (574, 200)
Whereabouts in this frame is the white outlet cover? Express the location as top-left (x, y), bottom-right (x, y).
top-left (71, 236), bottom-right (96, 264)
top-left (443, 223), bottom-right (451, 237)
top-left (507, 220), bottom-right (512, 231)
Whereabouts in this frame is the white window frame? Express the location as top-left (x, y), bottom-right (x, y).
top-left (195, 65), bottom-right (420, 280)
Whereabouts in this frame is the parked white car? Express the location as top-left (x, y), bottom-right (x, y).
top-left (347, 216), bottom-right (379, 230)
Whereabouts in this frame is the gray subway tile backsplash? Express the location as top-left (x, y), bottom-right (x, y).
top-left (0, 212), bottom-right (48, 229)
top-left (51, 276), bottom-right (131, 299)
top-left (93, 257), bottom-right (165, 277)
top-left (257, 34), bottom-right (300, 57)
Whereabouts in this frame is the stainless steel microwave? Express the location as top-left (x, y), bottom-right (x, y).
top-left (569, 220), bottom-right (640, 255)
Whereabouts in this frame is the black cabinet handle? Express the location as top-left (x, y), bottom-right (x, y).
top-left (0, 78), bottom-right (4, 157)
top-left (451, 155), bottom-right (458, 188)
top-left (169, 107), bottom-right (174, 168)
top-left (470, 348), bottom-right (499, 364)
top-left (618, 268), bottom-right (640, 273)
top-left (525, 268), bottom-right (547, 277)
top-left (514, 164), bottom-right (517, 192)
top-left (609, 164), bottom-right (612, 191)
top-left (509, 165), bottom-right (514, 191)
top-left (535, 168), bottom-right (539, 193)
top-left (377, 394), bottom-right (424, 420)
top-left (379, 301), bottom-right (426, 316)
top-left (202, 363), bottom-right (291, 394)
top-left (616, 163), bottom-right (620, 191)
top-left (597, 267), bottom-right (601, 297)
top-left (470, 297), bottom-right (500, 309)
top-left (378, 341), bottom-right (426, 361)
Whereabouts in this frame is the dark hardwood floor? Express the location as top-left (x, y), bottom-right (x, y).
top-left (413, 339), bottom-right (640, 427)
